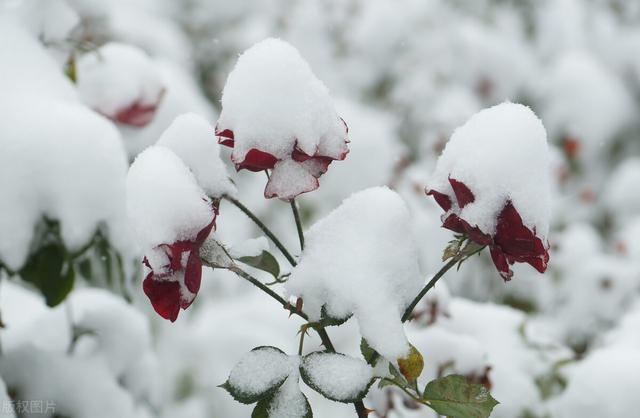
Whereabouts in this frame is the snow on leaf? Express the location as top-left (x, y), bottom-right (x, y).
top-left (222, 346), bottom-right (293, 404)
top-left (300, 351), bottom-right (374, 403)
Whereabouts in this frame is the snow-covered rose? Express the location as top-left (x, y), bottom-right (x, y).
top-left (77, 42), bottom-right (165, 127)
top-left (127, 146), bottom-right (218, 321)
top-left (426, 102), bottom-right (551, 280)
top-left (142, 211), bottom-right (216, 322)
top-left (215, 38), bottom-right (349, 200)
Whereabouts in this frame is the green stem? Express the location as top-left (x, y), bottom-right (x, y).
top-left (401, 257), bottom-right (460, 322)
top-left (290, 199), bottom-right (305, 251)
top-left (223, 196), bottom-right (297, 267)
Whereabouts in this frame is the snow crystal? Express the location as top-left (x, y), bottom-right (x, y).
top-left (157, 113), bottom-right (236, 198)
top-left (428, 102), bottom-right (551, 238)
top-left (302, 353), bottom-right (373, 401)
top-left (126, 146), bottom-right (214, 251)
top-left (286, 187), bottom-right (423, 360)
top-left (0, 96), bottom-right (128, 270)
top-left (76, 42), bottom-right (165, 123)
top-left (217, 38), bottom-right (347, 163)
top-left (227, 347), bottom-right (297, 396)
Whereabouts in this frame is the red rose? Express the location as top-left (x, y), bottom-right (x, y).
top-left (142, 206), bottom-right (217, 321)
top-left (427, 177), bottom-right (549, 280)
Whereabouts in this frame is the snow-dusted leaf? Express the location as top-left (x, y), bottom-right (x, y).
top-left (300, 351), bottom-right (374, 403)
top-left (319, 304), bottom-right (351, 327)
top-left (238, 250), bottom-right (280, 278)
top-left (221, 346), bottom-right (292, 404)
top-left (252, 377), bottom-right (312, 418)
top-left (423, 375), bottom-right (498, 418)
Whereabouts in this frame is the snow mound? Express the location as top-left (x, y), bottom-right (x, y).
top-left (428, 102), bottom-right (551, 239)
top-left (126, 146), bottom-right (214, 252)
top-left (157, 113), bottom-right (235, 198)
top-left (286, 187), bottom-right (422, 360)
top-left (217, 38), bottom-right (346, 163)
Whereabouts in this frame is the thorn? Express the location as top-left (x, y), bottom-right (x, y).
top-left (363, 408), bottom-right (376, 416)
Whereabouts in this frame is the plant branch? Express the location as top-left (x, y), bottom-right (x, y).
top-left (290, 199), bottom-right (305, 251)
top-left (401, 257), bottom-right (460, 323)
top-left (223, 195), bottom-right (297, 267)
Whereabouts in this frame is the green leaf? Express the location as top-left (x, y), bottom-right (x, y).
top-left (221, 346), bottom-right (290, 404)
top-left (251, 382), bottom-right (312, 418)
top-left (319, 304), bottom-right (351, 327)
top-left (300, 351), bottom-right (375, 403)
top-left (238, 251), bottom-right (280, 278)
top-left (360, 338), bottom-right (379, 366)
top-left (20, 243), bottom-right (75, 307)
top-left (423, 375), bottom-right (498, 418)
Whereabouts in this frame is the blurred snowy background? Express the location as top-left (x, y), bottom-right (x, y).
top-left (1, 0), bottom-right (640, 417)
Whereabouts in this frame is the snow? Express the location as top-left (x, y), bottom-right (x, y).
top-left (428, 102), bottom-right (551, 238)
top-left (217, 38), bottom-right (347, 163)
top-left (264, 159), bottom-right (322, 200)
top-left (603, 158), bottom-right (640, 221)
top-left (227, 347), bottom-right (296, 397)
top-left (538, 51), bottom-right (634, 161)
top-left (76, 42), bottom-right (165, 125)
top-left (157, 113), bottom-right (236, 198)
top-left (0, 96), bottom-right (128, 270)
top-left (549, 347), bottom-right (640, 418)
top-left (286, 187), bottom-right (423, 360)
top-left (126, 146), bottom-right (214, 252)
top-left (0, 346), bottom-right (140, 418)
top-left (266, 373), bottom-right (309, 418)
top-left (301, 352), bottom-right (373, 402)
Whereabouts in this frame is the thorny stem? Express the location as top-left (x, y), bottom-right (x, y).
top-left (223, 195), bottom-right (298, 267)
top-left (290, 199), bottom-right (305, 251)
top-left (224, 263), bottom-right (367, 417)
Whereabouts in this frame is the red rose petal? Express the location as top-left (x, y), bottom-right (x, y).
top-left (216, 128), bottom-right (235, 147)
top-left (426, 189), bottom-right (452, 211)
top-left (183, 250), bottom-right (202, 299)
top-left (449, 178), bottom-right (475, 209)
top-left (115, 102), bottom-right (159, 127)
top-left (143, 274), bottom-right (182, 322)
top-left (493, 201), bottom-right (549, 274)
top-left (489, 247), bottom-right (513, 281)
top-left (234, 148), bottom-right (278, 172)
